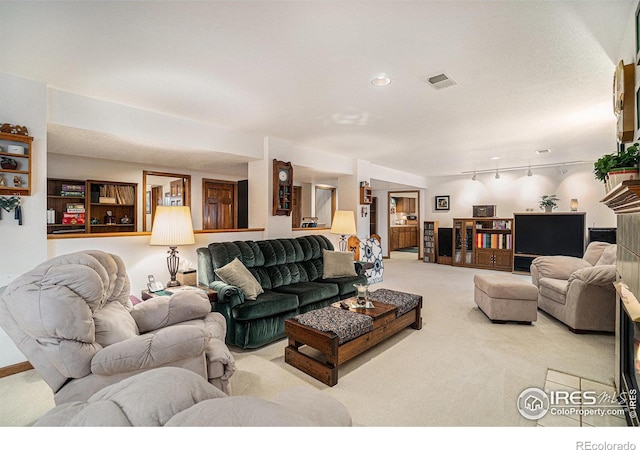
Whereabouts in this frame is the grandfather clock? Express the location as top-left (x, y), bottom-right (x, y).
top-left (273, 159), bottom-right (293, 216)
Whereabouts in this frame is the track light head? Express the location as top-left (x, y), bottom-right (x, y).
top-left (472, 172), bottom-right (477, 181)
top-left (495, 170), bottom-right (500, 179)
top-left (527, 168), bottom-right (533, 177)
top-left (559, 165), bottom-right (568, 174)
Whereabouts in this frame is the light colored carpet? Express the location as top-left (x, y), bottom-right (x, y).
top-left (0, 259), bottom-right (618, 428)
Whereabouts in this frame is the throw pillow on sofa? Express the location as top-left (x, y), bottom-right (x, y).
top-left (322, 249), bottom-right (357, 278)
top-left (215, 257), bottom-right (264, 300)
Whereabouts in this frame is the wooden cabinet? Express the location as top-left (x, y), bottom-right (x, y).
top-left (273, 159), bottom-right (293, 216)
top-left (423, 221), bottom-right (438, 263)
top-left (390, 226), bottom-right (419, 251)
top-left (87, 180), bottom-right (137, 233)
top-left (47, 178), bottom-right (87, 234)
top-left (453, 218), bottom-right (513, 272)
top-left (360, 186), bottom-right (372, 205)
top-left (0, 132), bottom-right (33, 196)
top-left (170, 179), bottom-right (183, 197)
top-left (396, 197), bottom-right (416, 214)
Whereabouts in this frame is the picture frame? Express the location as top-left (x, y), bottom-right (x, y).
top-left (145, 191), bottom-right (151, 214)
top-left (435, 195), bottom-right (450, 211)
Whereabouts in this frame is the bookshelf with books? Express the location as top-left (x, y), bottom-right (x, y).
top-left (87, 180), bottom-right (137, 233)
top-left (453, 217), bottom-right (513, 271)
top-left (423, 221), bottom-right (438, 263)
top-left (47, 178), bottom-right (137, 235)
top-left (47, 178), bottom-right (87, 234)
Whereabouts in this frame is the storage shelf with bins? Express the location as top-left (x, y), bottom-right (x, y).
top-left (453, 217), bottom-right (513, 272)
top-left (47, 178), bottom-right (87, 235)
top-left (423, 221), bottom-right (439, 263)
top-left (360, 186), bottom-right (372, 205)
top-left (87, 180), bottom-right (137, 233)
top-left (0, 132), bottom-right (33, 196)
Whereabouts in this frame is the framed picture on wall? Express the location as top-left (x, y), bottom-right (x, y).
top-left (435, 195), bottom-right (450, 211)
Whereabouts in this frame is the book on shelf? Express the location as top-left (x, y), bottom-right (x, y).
top-left (476, 233), bottom-right (512, 249)
top-left (60, 184), bottom-right (85, 197)
top-left (66, 203), bottom-right (85, 213)
top-left (98, 185), bottom-right (135, 205)
top-left (52, 228), bottom-right (85, 234)
top-left (62, 212), bottom-right (86, 225)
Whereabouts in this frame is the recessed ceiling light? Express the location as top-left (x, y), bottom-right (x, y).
top-left (491, 156), bottom-right (500, 160)
top-left (536, 149), bottom-right (551, 154)
top-left (371, 74), bottom-right (391, 87)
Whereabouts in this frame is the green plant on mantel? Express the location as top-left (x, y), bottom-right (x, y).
top-left (593, 143), bottom-right (639, 183)
top-left (539, 194), bottom-right (559, 211)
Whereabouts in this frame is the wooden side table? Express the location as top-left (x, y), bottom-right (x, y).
top-left (141, 284), bottom-right (217, 302)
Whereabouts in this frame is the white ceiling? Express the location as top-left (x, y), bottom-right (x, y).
top-left (1, 1), bottom-right (635, 184)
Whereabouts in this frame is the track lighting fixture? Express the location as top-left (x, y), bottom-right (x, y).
top-left (461, 160), bottom-right (585, 177)
top-left (472, 172), bottom-right (477, 181)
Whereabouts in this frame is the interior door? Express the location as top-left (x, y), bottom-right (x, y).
top-left (292, 186), bottom-right (302, 228)
top-left (203, 180), bottom-right (237, 229)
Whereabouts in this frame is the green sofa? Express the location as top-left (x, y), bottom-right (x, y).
top-left (197, 235), bottom-right (368, 349)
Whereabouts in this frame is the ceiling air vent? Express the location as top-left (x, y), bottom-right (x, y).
top-left (424, 72), bottom-right (457, 90)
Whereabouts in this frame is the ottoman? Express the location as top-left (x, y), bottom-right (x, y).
top-left (474, 273), bottom-right (538, 324)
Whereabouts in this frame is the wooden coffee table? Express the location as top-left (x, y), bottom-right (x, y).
top-left (284, 297), bottom-right (422, 386)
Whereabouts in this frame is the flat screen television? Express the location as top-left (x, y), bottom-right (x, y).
top-left (514, 213), bottom-right (586, 258)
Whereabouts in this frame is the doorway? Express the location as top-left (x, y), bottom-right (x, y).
top-left (315, 186), bottom-right (336, 228)
top-left (202, 179), bottom-right (237, 230)
top-left (387, 190), bottom-right (421, 261)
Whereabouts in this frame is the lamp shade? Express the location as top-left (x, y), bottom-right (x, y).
top-left (150, 206), bottom-right (195, 246)
top-left (330, 210), bottom-right (357, 235)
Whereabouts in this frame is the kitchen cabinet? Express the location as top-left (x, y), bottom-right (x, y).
top-left (395, 197), bottom-right (416, 214)
top-left (390, 226), bottom-right (419, 251)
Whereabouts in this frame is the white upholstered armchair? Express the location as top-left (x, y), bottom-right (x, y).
top-left (530, 242), bottom-right (617, 333)
top-left (0, 250), bottom-right (235, 405)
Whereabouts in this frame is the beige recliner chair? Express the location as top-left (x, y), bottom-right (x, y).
top-left (0, 250), bottom-right (235, 405)
top-left (34, 367), bottom-right (352, 427)
top-left (530, 242), bottom-right (617, 333)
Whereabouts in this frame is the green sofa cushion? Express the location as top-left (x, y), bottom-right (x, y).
top-left (273, 282), bottom-right (339, 308)
top-left (232, 290), bottom-right (299, 321)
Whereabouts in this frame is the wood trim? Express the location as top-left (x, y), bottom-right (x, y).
top-left (0, 361), bottom-right (33, 378)
top-left (48, 228), bottom-right (264, 239)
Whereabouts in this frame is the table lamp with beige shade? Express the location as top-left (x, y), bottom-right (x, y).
top-left (150, 206), bottom-right (195, 287)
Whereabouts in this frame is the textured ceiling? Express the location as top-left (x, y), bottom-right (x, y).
top-left (1, 1), bottom-right (635, 184)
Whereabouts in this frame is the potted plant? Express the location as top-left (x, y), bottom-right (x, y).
top-left (593, 143), bottom-right (639, 192)
top-left (539, 194), bottom-right (559, 213)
